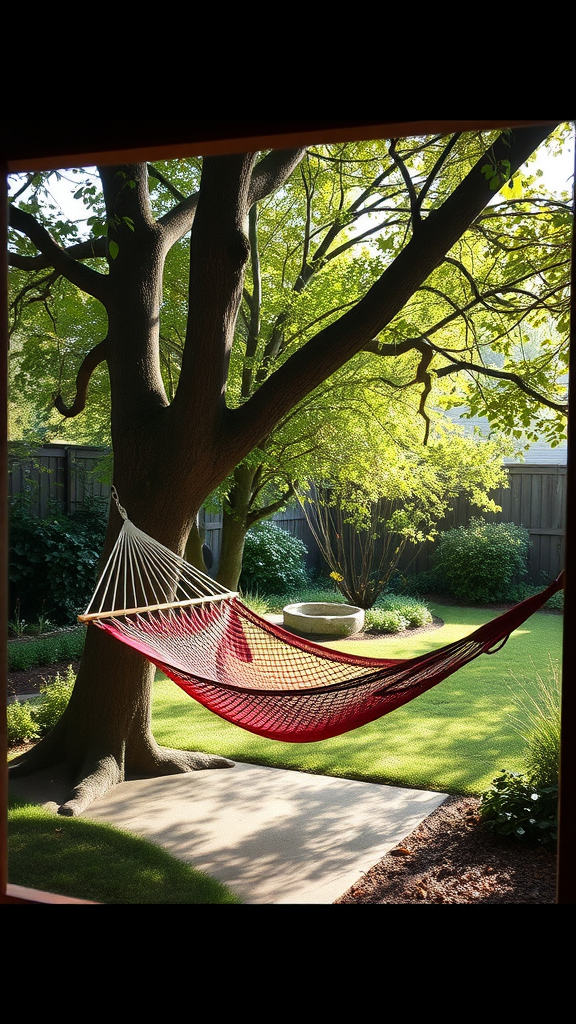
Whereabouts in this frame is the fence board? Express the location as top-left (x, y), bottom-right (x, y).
top-left (8, 445), bottom-right (111, 515)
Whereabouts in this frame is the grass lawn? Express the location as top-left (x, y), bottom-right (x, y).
top-left (8, 804), bottom-right (241, 904)
top-left (151, 602), bottom-right (563, 797)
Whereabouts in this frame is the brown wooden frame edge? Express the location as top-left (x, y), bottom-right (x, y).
top-left (1, 118), bottom-right (573, 905)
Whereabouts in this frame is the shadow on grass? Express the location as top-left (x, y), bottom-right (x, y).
top-left (8, 802), bottom-right (241, 904)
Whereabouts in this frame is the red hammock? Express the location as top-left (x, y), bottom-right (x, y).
top-left (91, 572), bottom-right (564, 743)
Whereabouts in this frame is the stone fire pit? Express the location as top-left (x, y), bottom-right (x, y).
top-left (282, 602), bottom-right (365, 639)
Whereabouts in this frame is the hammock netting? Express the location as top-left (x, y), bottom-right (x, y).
top-left (80, 516), bottom-right (564, 743)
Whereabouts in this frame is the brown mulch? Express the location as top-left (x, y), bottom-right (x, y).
top-left (334, 794), bottom-right (557, 904)
top-left (7, 626), bottom-right (558, 904)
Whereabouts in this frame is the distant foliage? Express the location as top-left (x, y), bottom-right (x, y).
top-left (8, 627), bottom-right (86, 671)
top-left (9, 498), bottom-right (108, 626)
top-left (240, 521), bottom-right (310, 595)
top-left (432, 518), bottom-right (530, 604)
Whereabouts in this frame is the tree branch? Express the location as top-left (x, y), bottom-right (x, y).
top-left (157, 192), bottom-right (200, 246)
top-left (54, 338), bottom-right (109, 417)
top-left (248, 149), bottom-right (307, 206)
top-left (222, 125), bottom-right (559, 461)
top-left (8, 236), bottom-right (108, 270)
top-left (8, 205), bottom-right (108, 302)
top-left (433, 354), bottom-right (568, 414)
top-left (246, 481), bottom-right (296, 528)
top-left (389, 138), bottom-right (422, 231)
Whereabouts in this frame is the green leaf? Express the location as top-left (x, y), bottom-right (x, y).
top-left (108, 240), bottom-right (119, 260)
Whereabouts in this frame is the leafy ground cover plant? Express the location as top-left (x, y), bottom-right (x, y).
top-left (479, 771), bottom-right (558, 847)
top-left (365, 595), bottom-right (432, 634)
top-left (8, 626), bottom-right (86, 671)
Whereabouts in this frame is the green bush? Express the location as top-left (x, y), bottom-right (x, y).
top-left (240, 521), bottom-right (310, 596)
top-left (366, 595), bottom-right (432, 634)
top-left (479, 770), bottom-right (558, 848)
top-left (34, 666), bottom-right (76, 732)
top-left (7, 700), bottom-right (40, 745)
top-left (9, 497), bottom-right (108, 626)
top-left (7, 666), bottom-right (75, 746)
top-left (432, 518), bottom-right (530, 604)
top-left (377, 594), bottom-right (433, 626)
top-left (365, 607), bottom-right (409, 634)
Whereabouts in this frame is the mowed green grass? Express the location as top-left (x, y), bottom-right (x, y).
top-left (8, 803), bottom-right (241, 904)
top-left (151, 603), bottom-right (563, 796)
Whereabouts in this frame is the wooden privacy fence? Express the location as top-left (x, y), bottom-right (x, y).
top-left (8, 447), bottom-right (566, 585)
top-left (203, 465), bottom-right (567, 586)
top-left (395, 464), bottom-right (566, 584)
top-left (8, 445), bottom-right (111, 516)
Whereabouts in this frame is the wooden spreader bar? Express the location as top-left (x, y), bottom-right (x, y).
top-left (78, 591), bottom-right (238, 623)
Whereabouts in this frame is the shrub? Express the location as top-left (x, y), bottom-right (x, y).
top-left (9, 497), bottom-right (108, 626)
top-left (7, 666), bottom-right (75, 746)
top-left (402, 569), bottom-right (442, 597)
top-left (432, 518), bottom-right (530, 604)
top-left (7, 700), bottom-right (40, 745)
top-left (366, 595), bottom-right (432, 634)
top-left (365, 607), bottom-right (409, 634)
top-left (34, 666), bottom-right (76, 733)
top-left (240, 521), bottom-right (310, 595)
top-left (8, 626), bottom-right (86, 671)
top-left (479, 770), bottom-right (558, 848)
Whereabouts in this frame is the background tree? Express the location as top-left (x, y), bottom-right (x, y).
top-left (7, 124), bottom-right (567, 815)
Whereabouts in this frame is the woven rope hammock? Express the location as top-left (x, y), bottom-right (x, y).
top-left (79, 499), bottom-right (564, 743)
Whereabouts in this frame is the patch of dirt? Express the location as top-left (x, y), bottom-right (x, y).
top-left (7, 661), bottom-right (80, 699)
